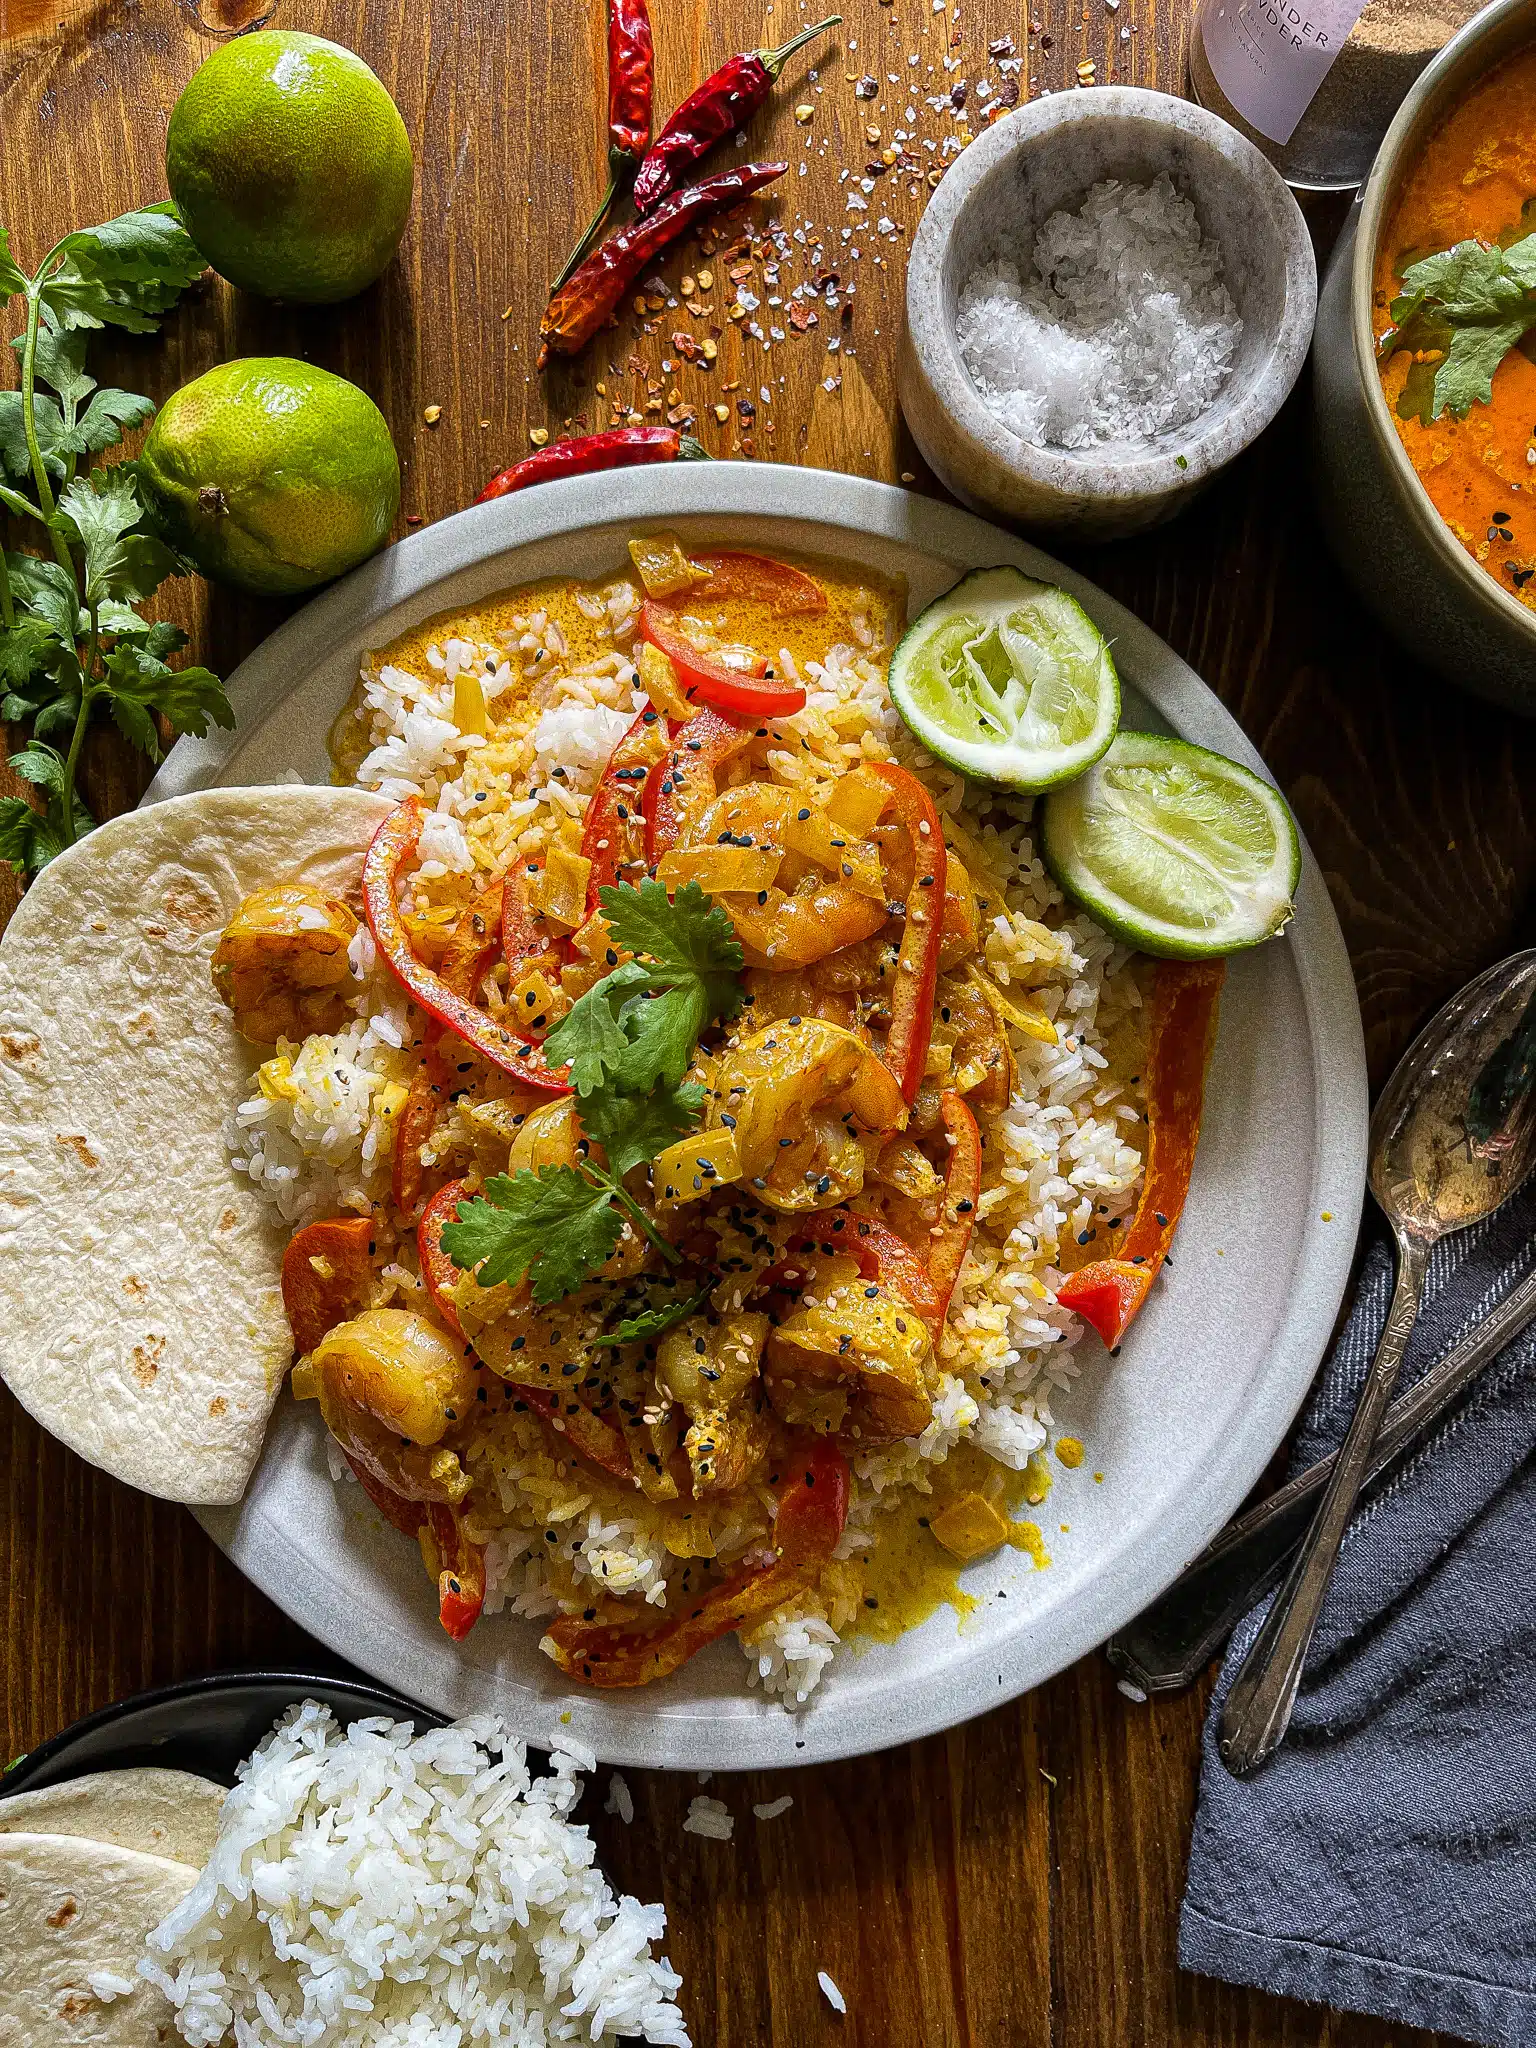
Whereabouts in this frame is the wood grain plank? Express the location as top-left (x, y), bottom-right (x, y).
top-left (0, 2), bottom-right (1519, 2043)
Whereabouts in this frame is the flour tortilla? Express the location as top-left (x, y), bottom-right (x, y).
top-left (0, 786), bottom-right (394, 1504)
top-left (0, 1832), bottom-right (198, 2045)
top-left (0, 1770), bottom-right (225, 1867)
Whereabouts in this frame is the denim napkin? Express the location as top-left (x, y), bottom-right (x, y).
top-left (1179, 1177), bottom-right (1536, 2048)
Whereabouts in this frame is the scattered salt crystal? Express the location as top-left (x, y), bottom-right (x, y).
top-left (818, 1971), bottom-right (848, 2014)
top-left (753, 1795), bottom-right (795, 1820)
top-left (955, 173), bottom-right (1242, 451)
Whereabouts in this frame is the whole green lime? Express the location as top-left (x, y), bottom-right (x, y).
top-left (165, 30), bottom-right (413, 303)
top-left (138, 358), bottom-right (401, 595)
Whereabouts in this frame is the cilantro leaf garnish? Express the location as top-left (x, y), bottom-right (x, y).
top-left (443, 880), bottom-right (743, 1305)
top-left (440, 1167), bottom-right (626, 1305)
top-left (1379, 231), bottom-right (1536, 423)
top-left (545, 879), bottom-right (744, 1097)
top-left (0, 207), bottom-right (228, 878)
top-left (603, 1286), bottom-right (711, 1346)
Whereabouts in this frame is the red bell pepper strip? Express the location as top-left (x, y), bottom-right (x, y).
top-left (540, 161), bottom-right (788, 366)
top-left (763, 1210), bottom-right (942, 1330)
top-left (640, 602), bottom-right (807, 717)
top-left (689, 550), bottom-right (827, 615)
top-left (929, 1092), bottom-right (981, 1321)
top-left (642, 704), bottom-right (755, 862)
top-left (866, 762), bottom-right (947, 1105)
top-left (392, 1064), bottom-right (444, 1218)
top-left (281, 1215), bottom-right (375, 1355)
top-left (342, 1457), bottom-right (484, 1642)
top-left (1056, 959), bottom-right (1226, 1349)
top-left (543, 1557), bottom-right (808, 1687)
top-left (417, 1180), bottom-right (469, 1339)
top-left (632, 19), bottom-right (839, 214)
top-left (550, 0), bottom-right (655, 292)
top-left (581, 707), bottom-right (667, 916)
top-left (541, 1441), bottom-right (848, 1687)
top-left (774, 1436), bottom-right (851, 1562)
top-left (362, 800), bottom-right (572, 1095)
top-left (425, 1502), bottom-right (486, 1641)
top-left (346, 1451), bottom-right (426, 1535)
top-left (476, 425), bottom-right (708, 504)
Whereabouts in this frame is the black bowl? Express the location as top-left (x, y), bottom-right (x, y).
top-left (0, 1671), bottom-right (444, 1796)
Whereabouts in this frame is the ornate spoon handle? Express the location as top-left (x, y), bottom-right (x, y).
top-left (1217, 1232), bottom-right (1430, 1777)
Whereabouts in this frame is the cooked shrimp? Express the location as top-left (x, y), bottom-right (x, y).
top-left (655, 1310), bottom-right (771, 1493)
top-left (720, 876), bottom-right (889, 971)
top-left (212, 885), bottom-right (359, 1043)
top-left (294, 1308), bottom-right (479, 1504)
top-left (763, 1256), bottom-right (934, 1444)
top-left (709, 1018), bottom-right (905, 1212)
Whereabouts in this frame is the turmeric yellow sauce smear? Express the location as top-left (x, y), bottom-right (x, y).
top-left (1375, 42), bottom-right (1536, 610)
top-left (240, 537), bottom-right (1150, 1704)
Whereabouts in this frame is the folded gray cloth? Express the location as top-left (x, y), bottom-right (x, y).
top-left (1180, 1178), bottom-right (1536, 2048)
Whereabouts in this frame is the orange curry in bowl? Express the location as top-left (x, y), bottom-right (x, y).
top-left (1374, 42), bottom-right (1536, 612)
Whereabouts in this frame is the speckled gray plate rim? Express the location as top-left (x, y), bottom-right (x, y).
top-left (149, 465), bottom-right (1367, 1773)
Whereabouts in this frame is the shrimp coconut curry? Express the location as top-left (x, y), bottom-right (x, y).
top-left (1, 535), bottom-right (1260, 1706)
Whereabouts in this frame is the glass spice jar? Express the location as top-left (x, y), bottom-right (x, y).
top-left (1189, 0), bottom-right (1489, 190)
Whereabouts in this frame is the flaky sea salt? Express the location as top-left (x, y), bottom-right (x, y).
top-left (955, 173), bottom-right (1242, 450)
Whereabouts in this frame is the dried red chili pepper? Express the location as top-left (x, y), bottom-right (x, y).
top-left (1056, 959), bottom-right (1225, 1349)
top-left (362, 800), bottom-right (572, 1095)
top-left (540, 161), bottom-right (788, 366)
top-left (553, 0), bottom-right (655, 291)
top-left (639, 602), bottom-right (806, 716)
top-left (632, 17), bottom-right (841, 214)
top-left (476, 425), bottom-right (709, 505)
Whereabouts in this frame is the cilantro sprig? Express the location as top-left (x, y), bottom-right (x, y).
top-left (1378, 227), bottom-right (1536, 424)
top-left (0, 207), bottom-right (233, 877)
top-left (439, 880), bottom-right (743, 1306)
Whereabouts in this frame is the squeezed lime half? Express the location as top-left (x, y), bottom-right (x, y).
top-left (888, 565), bottom-right (1120, 790)
top-left (1039, 730), bottom-right (1301, 957)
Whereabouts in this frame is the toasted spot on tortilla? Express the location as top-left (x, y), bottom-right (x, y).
top-left (160, 876), bottom-right (223, 933)
top-left (124, 1275), bottom-right (147, 1300)
top-left (141, 922), bottom-right (169, 939)
top-left (54, 1133), bottom-right (99, 1168)
top-left (218, 1206), bottom-right (239, 1233)
top-left (131, 1336), bottom-right (166, 1387)
top-left (209, 1396), bottom-right (228, 1417)
top-left (0, 1032), bottom-right (41, 1065)
top-left (125, 1010), bottom-right (158, 1043)
top-left (46, 1895), bottom-right (78, 1929)
top-left (59, 1989), bottom-right (94, 2017)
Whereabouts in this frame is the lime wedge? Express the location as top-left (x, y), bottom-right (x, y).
top-left (889, 566), bottom-right (1120, 790)
top-left (1039, 731), bottom-right (1300, 957)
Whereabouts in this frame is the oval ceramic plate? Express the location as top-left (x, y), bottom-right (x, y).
top-left (148, 466), bottom-right (1368, 1771)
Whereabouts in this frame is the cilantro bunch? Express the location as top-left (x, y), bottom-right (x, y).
top-left (1379, 226), bottom-right (1536, 425)
top-left (0, 204), bottom-right (233, 876)
top-left (441, 880), bottom-right (744, 1307)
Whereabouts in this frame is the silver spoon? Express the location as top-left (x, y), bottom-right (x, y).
top-left (1218, 949), bottom-right (1536, 1778)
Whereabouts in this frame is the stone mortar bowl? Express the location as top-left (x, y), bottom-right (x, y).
top-left (1312, 0), bottom-right (1536, 718)
top-left (899, 88), bottom-right (1318, 541)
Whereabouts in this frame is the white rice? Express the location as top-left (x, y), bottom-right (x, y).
top-left (752, 1797), bottom-right (794, 1822)
top-left (818, 1972), bottom-right (847, 2015)
top-left (681, 1797), bottom-right (733, 1843)
top-left (140, 1701), bottom-right (689, 2047)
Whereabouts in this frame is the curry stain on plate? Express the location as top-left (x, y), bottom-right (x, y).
top-left (843, 1444), bottom-right (1054, 1644)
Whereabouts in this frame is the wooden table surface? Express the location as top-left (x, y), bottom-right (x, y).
top-left (3, 0), bottom-right (1533, 2040)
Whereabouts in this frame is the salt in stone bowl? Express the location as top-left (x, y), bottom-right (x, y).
top-left (899, 88), bottom-right (1318, 540)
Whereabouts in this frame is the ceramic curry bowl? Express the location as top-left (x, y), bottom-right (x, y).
top-left (1312, 0), bottom-right (1536, 718)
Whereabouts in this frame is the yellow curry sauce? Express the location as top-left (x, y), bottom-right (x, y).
top-left (1375, 43), bottom-right (1536, 610)
top-left (226, 537), bottom-right (1150, 1695)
